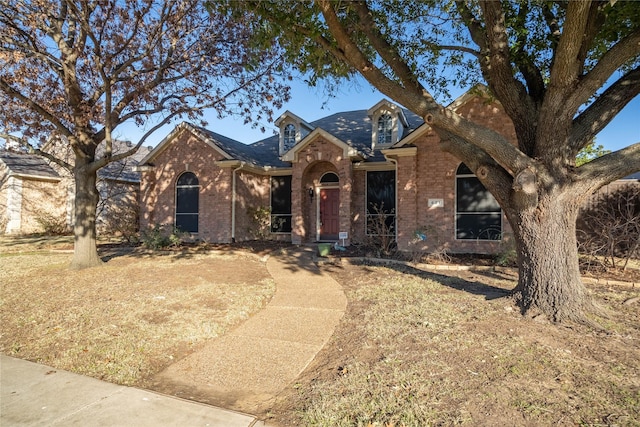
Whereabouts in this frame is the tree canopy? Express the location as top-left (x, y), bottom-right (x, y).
top-left (227, 0), bottom-right (640, 322)
top-left (0, 0), bottom-right (289, 268)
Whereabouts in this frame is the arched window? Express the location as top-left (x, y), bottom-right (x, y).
top-left (283, 123), bottom-right (297, 151)
top-left (320, 172), bottom-right (339, 184)
top-left (175, 172), bottom-right (199, 233)
top-left (377, 113), bottom-right (393, 145)
top-left (455, 163), bottom-right (501, 240)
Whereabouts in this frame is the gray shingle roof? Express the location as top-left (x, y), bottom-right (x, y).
top-left (204, 108), bottom-right (425, 168)
top-left (0, 150), bottom-right (60, 179)
top-left (193, 127), bottom-right (289, 168)
top-left (1, 140), bottom-right (152, 183)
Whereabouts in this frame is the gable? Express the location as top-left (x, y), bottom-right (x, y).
top-left (140, 122), bottom-right (233, 166)
top-left (280, 128), bottom-right (364, 162)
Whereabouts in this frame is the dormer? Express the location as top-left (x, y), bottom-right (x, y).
top-left (275, 111), bottom-right (314, 155)
top-left (367, 100), bottom-right (409, 150)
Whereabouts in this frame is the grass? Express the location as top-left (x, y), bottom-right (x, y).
top-left (272, 262), bottom-right (640, 426)
top-left (0, 244), bottom-right (275, 385)
top-left (2, 236), bottom-right (638, 425)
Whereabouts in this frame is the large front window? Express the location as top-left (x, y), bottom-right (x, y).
top-left (175, 172), bottom-right (199, 233)
top-left (271, 175), bottom-right (292, 233)
top-left (455, 163), bottom-right (501, 240)
top-left (366, 170), bottom-right (396, 235)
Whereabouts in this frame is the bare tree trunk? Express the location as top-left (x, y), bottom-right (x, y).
top-left (70, 162), bottom-right (103, 269)
top-left (510, 194), bottom-right (589, 322)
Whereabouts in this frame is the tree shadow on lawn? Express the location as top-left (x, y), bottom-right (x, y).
top-left (341, 259), bottom-right (514, 301)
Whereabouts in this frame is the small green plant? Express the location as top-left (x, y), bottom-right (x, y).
top-left (247, 206), bottom-right (271, 240)
top-left (140, 224), bottom-right (184, 250)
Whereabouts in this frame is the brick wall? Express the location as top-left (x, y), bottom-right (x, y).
top-left (394, 96), bottom-right (517, 254)
top-left (234, 171), bottom-right (269, 241)
top-left (140, 129), bottom-right (233, 242)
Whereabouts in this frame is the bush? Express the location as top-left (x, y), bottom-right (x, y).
top-left (140, 224), bottom-right (184, 250)
top-left (365, 204), bottom-right (396, 257)
top-left (98, 202), bottom-right (139, 243)
top-left (34, 210), bottom-right (69, 235)
top-left (495, 234), bottom-right (517, 267)
top-left (247, 206), bottom-right (271, 240)
top-left (577, 185), bottom-right (640, 270)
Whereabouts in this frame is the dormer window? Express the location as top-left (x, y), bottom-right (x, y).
top-left (276, 110), bottom-right (314, 156)
top-left (377, 114), bottom-right (393, 145)
top-left (283, 123), bottom-right (297, 151)
top-left (368, 99), bottom-right (408, 150)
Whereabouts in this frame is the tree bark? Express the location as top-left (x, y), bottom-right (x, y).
top-left (70, 160), bottom-right (103, 269)
top-left (509, 192), bottom-right (589, 322)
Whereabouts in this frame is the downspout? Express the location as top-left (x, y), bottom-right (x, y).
top-left (231, 162), bottom-right (245, 243)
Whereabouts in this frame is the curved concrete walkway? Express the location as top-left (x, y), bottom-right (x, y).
top-left (150, 247), bottom-right (347, 414)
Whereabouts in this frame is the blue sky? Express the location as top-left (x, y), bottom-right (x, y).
top-left (119, 76), bottom-right (640, 154)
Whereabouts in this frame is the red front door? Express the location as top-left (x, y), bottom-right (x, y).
top-left (319, 188), bottom-right (339, 240)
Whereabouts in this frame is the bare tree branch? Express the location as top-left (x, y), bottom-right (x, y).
top-left (570, 66), bottom-right (640, 152)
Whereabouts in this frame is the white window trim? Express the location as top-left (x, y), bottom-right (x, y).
top-left (371, 110), bottom-right (399, 149)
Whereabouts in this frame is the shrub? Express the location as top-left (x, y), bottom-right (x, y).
top-left (577, 184), bottom-right (640, 270)
top-left (140, 224), bottom-right (184, 250)
top-left (98, 201), bottom-right (139, 243)
top-left (365, 204), bottom-right (396, 257)
top-left (495, 234), bottom-right (517, 267)
top-left (34, 210), bottom-right (69, 235)
top-left (247, 206), bottom-right (271, 240)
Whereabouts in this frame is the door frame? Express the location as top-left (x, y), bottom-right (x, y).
top-left (315, 184), bottom-right (340, 241)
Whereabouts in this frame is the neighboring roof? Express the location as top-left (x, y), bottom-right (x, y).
top-left (0, 150), bottom-right (60, 180)
top-left (0, 139), bottom-right (152, 184)
top-left (98, 140), bottom-right (153, 183)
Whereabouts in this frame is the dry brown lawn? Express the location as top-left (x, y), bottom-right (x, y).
top-left (268, 261), bottom-right (640, 426)
top-left (1, 236), bottom-right (639, 426)
top-left (0, 236), bottom-right (274, 386)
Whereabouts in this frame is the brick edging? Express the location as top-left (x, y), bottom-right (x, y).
top-left (320, 256), bottom-right (638, 289)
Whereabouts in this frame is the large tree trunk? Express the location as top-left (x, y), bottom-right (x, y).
top-left (509, 192), bottom-right (589, 323)
top-left (70, 162), bottom-right (103, 269)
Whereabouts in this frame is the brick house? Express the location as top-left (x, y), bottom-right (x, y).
top-left (139, 87), bottom-right (519, 254)
top-left (0, 141), bottom-right (151, 235)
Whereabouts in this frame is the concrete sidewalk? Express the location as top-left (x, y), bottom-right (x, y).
top-left (0, 355), bottom-right (263, 427)
top-left (151, 247), bottom-right (347, 414)
top-left (0, 355), bottom-right (261, 426)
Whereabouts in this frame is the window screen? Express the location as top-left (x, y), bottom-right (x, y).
top-left (366, 170), bottom-right (396, 235)
top-left (176, 172), bottom-right (199, 233)
top-left (455, 164), bottom-right (501, 240)
top-left (271, 175), bottom-right (292, 233)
